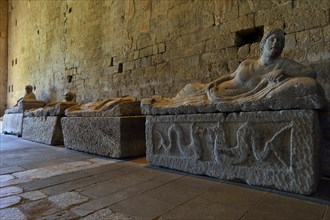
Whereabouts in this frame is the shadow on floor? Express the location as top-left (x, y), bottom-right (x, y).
top-left (140, 162), bottom-right (330, 206)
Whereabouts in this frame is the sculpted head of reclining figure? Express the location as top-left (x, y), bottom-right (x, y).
top-left (5, 85), bottom-right (45, 114)
top-left (23, 85), bottom-right (36, 100)
top-left (141, 28), bottom-right (325, 114)
top-left (14, 85), bottom-right (36, 106)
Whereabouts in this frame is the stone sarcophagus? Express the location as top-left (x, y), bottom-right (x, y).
top-left (3, 99), bottom-right (46, 136)
top-left (22, 116), bottom-right (64, 145)
top-left (62, 116), bottom-right (146, 158)
top-left (319, 112), bottom-right (330, 176)
top-left (22, 102), bottom-right (77, 145)
top-left (2, 85), bottom-right (45, 136)
top-left (142, 29), bottom-right (327, 194)
top-left (2, 113), bottom-right (24, 136)
top-left (22, 92), bottom-right (77, 145)
top-left (146, 110), bottom-right (320, 194)
top-left (61, 97), bottom-right (146, 158)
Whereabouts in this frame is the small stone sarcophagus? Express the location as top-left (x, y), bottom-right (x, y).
top-left (22, 104), bottom-right (77, 146)
top-left (61, 96), bottom-right (146, 158)
top-left (141, 29), bottom-right (327, 194)
top-left (3, 85), bottom-right (45, 136)
top-left (2, 112), bottom-right (24, 136)
top-left (22, 92), bottom-right (77, 145)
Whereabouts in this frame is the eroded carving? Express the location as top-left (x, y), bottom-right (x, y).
top-left (213, 122), bottom-right (293, 167)
top-left (153, 123), bottom-right (203, 160)
top-left (142, 29), bottom-right (325, 114)
top-left (65, 96), bottom-right (141, 117)
top-left (153, 120), bottom-right (293, 168)
top-left (146, 111), bottom-right (320, 194)
top-left (25, 92), bottom-right (77, 117)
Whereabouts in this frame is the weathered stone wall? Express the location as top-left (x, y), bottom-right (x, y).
top-left (0, 0), bottom-right (8, 116)
top-left (6, 0), bottom-right (330, 108)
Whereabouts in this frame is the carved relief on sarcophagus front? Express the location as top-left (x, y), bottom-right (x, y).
top-left (146, 110), bottom-right (320, 194)
top-left (214, 121), bottom-right (293, 169)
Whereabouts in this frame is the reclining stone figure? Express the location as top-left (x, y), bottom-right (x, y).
top-left (25, 91), bottom-right (77, 117)
top-left (5, 85), bottom-right (45, 114)
top-left (65, 96), bottom-right (141, 117)
top-left (141, 28), bottom-right (327, 194)
top-left (142, 28), bottom-right (325, 114)
top-left (61, 96), bottom-right (145, 158)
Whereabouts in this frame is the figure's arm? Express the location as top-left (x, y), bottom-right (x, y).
top-left (206, 75), bottom-right (232, 90)
top-left (14, 97), bottom-right (23, 107)
top-left (206, 69), bottom-right (237, 90)
top-left (288, 66), bottom-right (316, 78)
top-left (205, 59), bottom-right (251, 90)
top-left (265, 59), bottom-right (317, 83)
top-left (281, 59), bottom-right (317, 79)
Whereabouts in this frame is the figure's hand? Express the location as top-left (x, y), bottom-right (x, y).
top-left (267, 69), bottom-right (286, 83)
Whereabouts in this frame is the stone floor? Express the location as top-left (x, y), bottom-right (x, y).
top-left (0, 134), bottom-right (329, 220)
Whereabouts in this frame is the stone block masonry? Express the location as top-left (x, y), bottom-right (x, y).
top-left (5, 0), bottom-right (330, 107)
top-left (319, 111), bottom-right (330, 176)
top-left (62, 116), bottom-right (146, 159)
top-left (22, 116), bottom-right (64, 146)
top-left (2, 113), bottom-right (23, 136)
top-left (146, 110), bottom-right (321, 195)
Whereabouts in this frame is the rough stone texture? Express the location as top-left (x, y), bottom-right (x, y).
top-left (0, 186), bottom-right (23, 198)
top-left (5, 100), bottom-right (46, 114)
top-left (65, 101), bottom-right (141, 117)
top-left (22, 116), bottom-right (64, 145)
top-left (0, 195), bottom-right (21, 209)
top-left (0, 0), bottom-right (7, 116)
top-left (82, 208), bottom-right (134, 220)
top-left (19, 198), bottom-right (75, 220)
top-left (1, 134), bottom-right (329, 219)
top-left (21, 191), bottom-right (47, 201)
top-left (146, 110), bottom-right (320, 195)
top-left (24, 102), bottom-right (77, 117)
top-left (141, 87), bottom-right (326, 115)
top-left (320, 111), bottom-right (330, 176)
top-left (0, 174), bottom-right (15, 182)
top-left (5, 1), bottom-right (330, 108)
top-left (17, 100), bottom-right (46, 112)
top-left (2, 113), bottom-right (23, 136)
top-left (12, 158), bottom-right (113, 180)
top-left (62, 116), bottom-right (146, 158)
top-left (49, 192), bottom-right (89, 209)
top-left (141, 28), bottom-right (326, 115)
top-left (0, 207), bottom-right (27, 220)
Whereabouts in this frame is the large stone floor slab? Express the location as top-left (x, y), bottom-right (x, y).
top-left (2, 113), bottom-right (23, 136)
top-left (22, 116), bottom-right (64, 145)
top-left (146, 110), bottom-right (321, 195)
top-left (62, 116), bottom-right (146, 158)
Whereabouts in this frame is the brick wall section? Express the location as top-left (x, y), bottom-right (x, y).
top-left (0, 0), bottom-right (8, 115)
top-left (6, 0), bottom-right (330, 107)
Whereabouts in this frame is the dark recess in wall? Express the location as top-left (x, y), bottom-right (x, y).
top-left (235, 26), bottom-right (264, 47)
